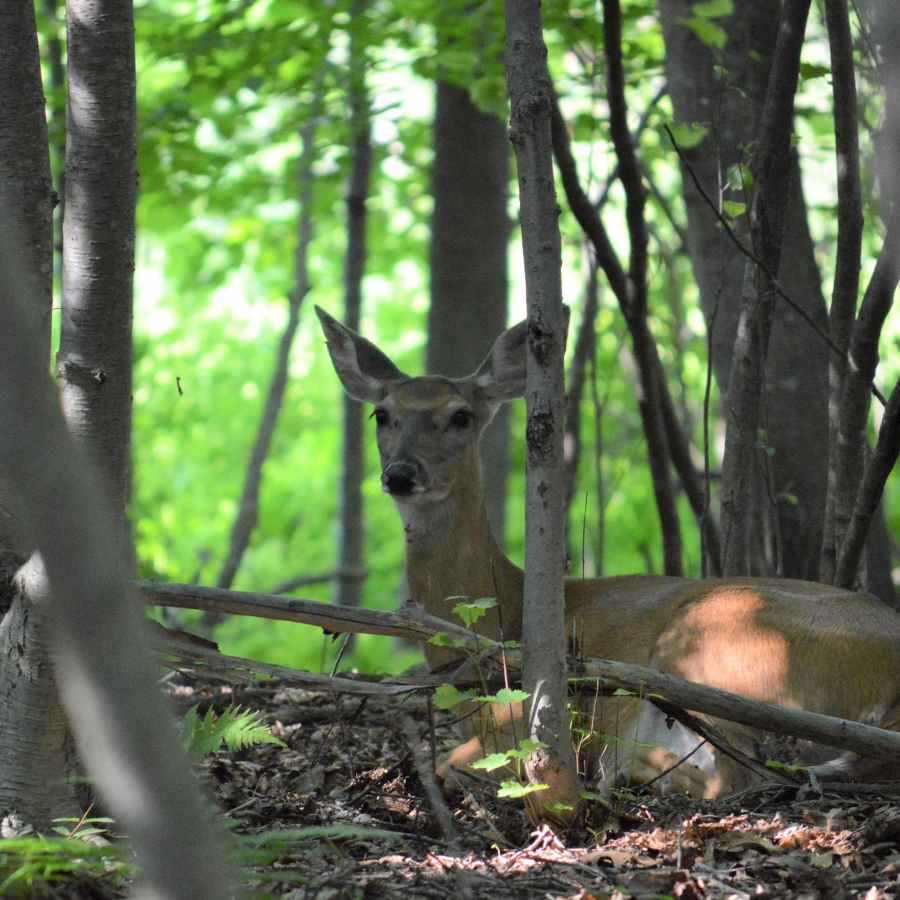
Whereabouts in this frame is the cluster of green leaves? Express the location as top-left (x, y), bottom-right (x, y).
top-left (0, 835), bottom-right (133, 899)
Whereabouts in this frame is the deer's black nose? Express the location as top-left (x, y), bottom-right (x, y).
top-left (383, 462), bottom-right (420, 497)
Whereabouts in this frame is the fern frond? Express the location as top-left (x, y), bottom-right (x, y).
top-left (182, 704), bottom-right (285, 759)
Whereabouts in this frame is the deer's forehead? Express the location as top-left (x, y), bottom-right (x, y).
top-left (384, 377), bottom-right (469, 411)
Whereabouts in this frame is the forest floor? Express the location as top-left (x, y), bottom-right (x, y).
top-left (22, 676), bottom-right (900, 899)
top-left (163, 677), bottom-right (900, 900)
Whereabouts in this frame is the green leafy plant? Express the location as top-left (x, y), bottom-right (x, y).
top-left (51, 807), bottom-right (115, 841)
top-left (0, 836), bottom-right (133, 898)
top-left (182, 703), bottom-right (286, 760)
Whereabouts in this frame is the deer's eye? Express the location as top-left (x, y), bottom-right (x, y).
top-left (372, 408), bottom-right (389, 427)
top-left (449, 409), bottom-right (473, 429)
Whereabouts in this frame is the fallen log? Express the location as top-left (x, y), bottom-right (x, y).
top-left (142, 579), bottom-right (900, 765)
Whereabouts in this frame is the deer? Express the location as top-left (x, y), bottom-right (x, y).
top-left (316, 305), bottom-right (900, 798)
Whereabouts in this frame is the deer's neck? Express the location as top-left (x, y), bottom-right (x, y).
top-left (397, 480), bottom-right (524, 654)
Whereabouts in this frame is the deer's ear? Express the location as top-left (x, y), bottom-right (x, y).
top-left (316, 306), bottom-right (407, 403)
top-left (472, 320), bottom-right (527, 404)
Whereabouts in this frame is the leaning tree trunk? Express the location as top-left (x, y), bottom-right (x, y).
top-left (427, 80), bottom-right (511, 541)
top-left (0, 2), bottom-right (231, 896)
top-left (504, 0), bottom-right (579, 819)
top-left (0, 239), bottom-right (230, 900)
top-left (659, 0), bottom-right (839, 582)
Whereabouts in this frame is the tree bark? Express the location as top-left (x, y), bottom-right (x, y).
top-left (0, 0), bottom-right (54, 612)
top-left (0, 0), bottom-right (70, 825)
top-left (830, 0), bottom-right (900, 588)
top-left (334, 27), bottom-right (371, 610)
top-left (0, 2), bottom-right (231, 894)
top-left (718, 0), bottom-right (812, 576)
top-left (820, 0), bottom-right (864, 584)
top-left (427, 80), bottom-right (511, 541)
top-left (504, 0), bottom-right (579, 817)
top-left (659, 0), bottom-right (835, 582)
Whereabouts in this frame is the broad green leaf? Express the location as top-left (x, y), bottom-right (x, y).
top-left (428, 632), bottom-right (468, 649)
top-left (799, 62), bottom-right (830, 81)
top-left (488, 688), bottom-right (530, 705)
top-left (722, 200), bottom-right (746, 219)
top-left (470, 752), bottom-right (511, 771)
top-left (726, 162), bottom-right (753, 190)
top-left (507, 738), bottom-right (548, 759)
top-left (666, 121), bottom-right (708, 150)
top-left (452, 597), bottom-right (497, 627)
top-left (432, 683), bottom-right (477, 710)
top-left (497, 780), bottom-right (549, 798)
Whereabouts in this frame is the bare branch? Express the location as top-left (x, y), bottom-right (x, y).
top-left (836, 377), bottom-right (900, 586)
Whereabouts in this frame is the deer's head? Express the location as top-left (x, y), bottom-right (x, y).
top-left (316, 306), bottom-right (526, 507)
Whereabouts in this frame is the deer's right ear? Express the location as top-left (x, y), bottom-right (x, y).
top-left (315, 306), bottom-right (407, 403)
top-left (473, 320), bottom-right (527, 404)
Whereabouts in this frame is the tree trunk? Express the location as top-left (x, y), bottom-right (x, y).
top-left (0, 0), bottom-right (71, 824)
top-left (505, 0), bottom-right (579, 818)
top-left (718, 0), bottom-right (812, 576)
top-left (659, 0), bottom-right (836, 582)
top-left (427, 80), bottom-right (511, 541)
top-left (334, 26), bottom-right (372, 610)
top-left (0, 0), bottom-right (54, 614)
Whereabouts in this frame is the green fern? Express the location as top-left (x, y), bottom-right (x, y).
top-left (182, 704), bottom-right (286, 760)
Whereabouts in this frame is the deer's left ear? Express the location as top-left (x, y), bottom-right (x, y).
top-left (472, 320), bottom-right (527, 404)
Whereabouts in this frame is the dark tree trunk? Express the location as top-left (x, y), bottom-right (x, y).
top-left (0, 0), bottom-right (72, 824)
top-left (659, 0), bottom-right (837, 582)
top-left (0, 0), bottom-right (54, 613)
top-left (334, 27), bottom-right (372, 610)
top-left (427, 81), bottom-right (511, 542)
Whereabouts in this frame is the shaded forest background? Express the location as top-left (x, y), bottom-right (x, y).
top-left (29, 0), bottom-right (900, 674)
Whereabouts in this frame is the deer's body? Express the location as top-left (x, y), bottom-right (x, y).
top-left (318, 307), bottom-right (900, 797)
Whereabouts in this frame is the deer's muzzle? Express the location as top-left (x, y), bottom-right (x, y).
top-left (382, 461), bottom-right (424, 497)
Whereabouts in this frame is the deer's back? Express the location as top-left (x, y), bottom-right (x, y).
top-left (566, 574), bottom-right (900, 721)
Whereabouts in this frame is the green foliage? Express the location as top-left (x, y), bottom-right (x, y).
top-left (50, 815), bottom-right (115, 842)
top-left (181, 703), bottom-right (286, 759)
top-left (0, 836), bottom-right (134, 899)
